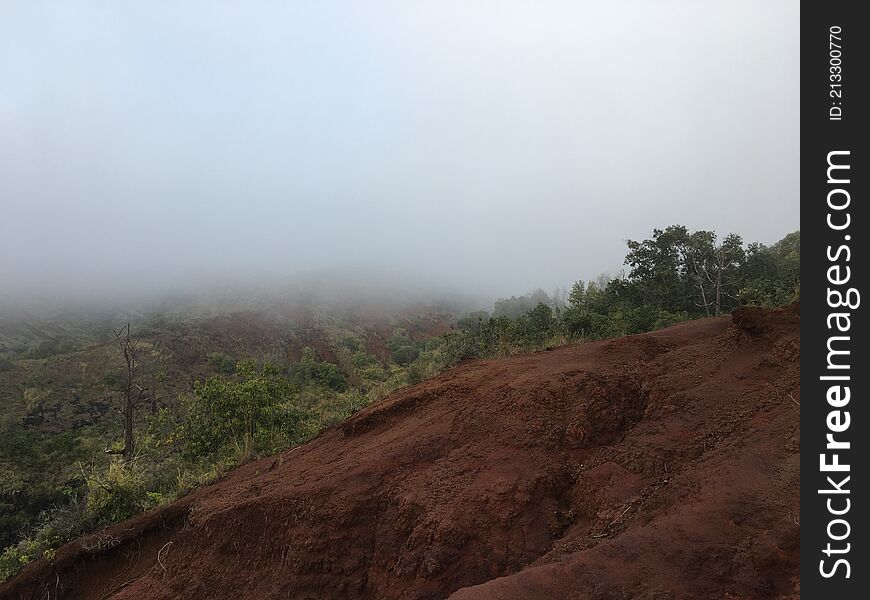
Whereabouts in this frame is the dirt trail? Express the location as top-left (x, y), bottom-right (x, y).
top-left (1, 304), bottom-right (800, 599)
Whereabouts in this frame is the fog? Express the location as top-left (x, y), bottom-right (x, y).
top-left (0, 1), bottom-right (799, 310)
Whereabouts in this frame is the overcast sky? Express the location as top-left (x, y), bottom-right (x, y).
top-left (0, 0), bottom-right (799, 307)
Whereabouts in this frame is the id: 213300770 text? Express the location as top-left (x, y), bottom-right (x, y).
top-left (829, 25), bottom-right (844, 121)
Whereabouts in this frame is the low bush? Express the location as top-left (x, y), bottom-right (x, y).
top-left (86, 461), bottom-right (149, 523)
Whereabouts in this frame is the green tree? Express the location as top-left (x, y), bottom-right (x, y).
top-left (739, 231), bottom-right (800, 306)
top-left (623, 225), bottom-right (747, 317)
top-left (386, 330), bottom-right (420, 367)
top-left (528, 303), bottom-right (555, 334)
top-left (293, 348), bottom-right (348, 390)
top-left (185, 362), bottom-right (299, 458)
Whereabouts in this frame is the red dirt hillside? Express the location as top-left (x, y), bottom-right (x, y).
top-left (1, 304), bottom-right (800, 600)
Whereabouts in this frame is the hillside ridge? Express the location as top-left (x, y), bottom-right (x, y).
top-left (0, 304), bottom-right (800, 600)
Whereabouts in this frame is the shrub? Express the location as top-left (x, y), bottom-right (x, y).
top-left (86, 462), bottom-right (148, 523)
top-left (406, 363), bottom-right (424, 385)
top-left (341, 337), bottom-right (363, 353)
top-left (390, 345), bottom-right (419, 366)
top-left (33, 495), bottom-right (94, 549)
top-left (291, 349), bottom-right (347, 391)
top-left (387, 330), bottom-right (420, 366)
top-left (25, 339), bottom-right (79, 359)
top-left (0, 542), bottom-right (34, 582)
top-left (0, 494), bottom-right (96, 582)
top-left (102, 370), bottom-right (126, 389)
top-left (208, 352), bottom-right (237, 374)
top-left (185, 363), bottom-right (300, 459)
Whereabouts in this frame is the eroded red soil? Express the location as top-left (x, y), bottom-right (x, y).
top-left (1, 304), bottom-right (799, 599)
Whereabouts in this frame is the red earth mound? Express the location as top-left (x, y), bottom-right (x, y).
top-left (1, 304), bottom-right (800, 600)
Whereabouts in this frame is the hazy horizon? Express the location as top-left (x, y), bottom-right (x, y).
top-left (1, 1), bottom-right (799, 310)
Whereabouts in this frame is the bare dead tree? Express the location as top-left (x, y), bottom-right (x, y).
top-left (105, 322), bottom-right (148, 463)
top-left (700, 243), bottom-right (740, 317)
top-left (689, 258), bottom-right (712, 317)
top-left (686, 236), bottom-right (742, 318)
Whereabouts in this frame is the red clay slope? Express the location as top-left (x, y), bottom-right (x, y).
top-left (1, 304), bottom-right (800, 600)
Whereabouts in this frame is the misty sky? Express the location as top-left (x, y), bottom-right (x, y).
top-left (0, 1), bottom-right (799, 306)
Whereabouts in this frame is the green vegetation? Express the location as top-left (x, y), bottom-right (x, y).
top-left (438, 228), bottom-right (800, 360)
top-left (186, 362), bottom-right (301, 459)
top-left (0, 225), bottom-right (799, 582)
top-left (207, 352), bottom-right (237, 375)
top-left (0, 319), bottom-right (452, 581)
top-left (289, 348), bottom-right (348, 392)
